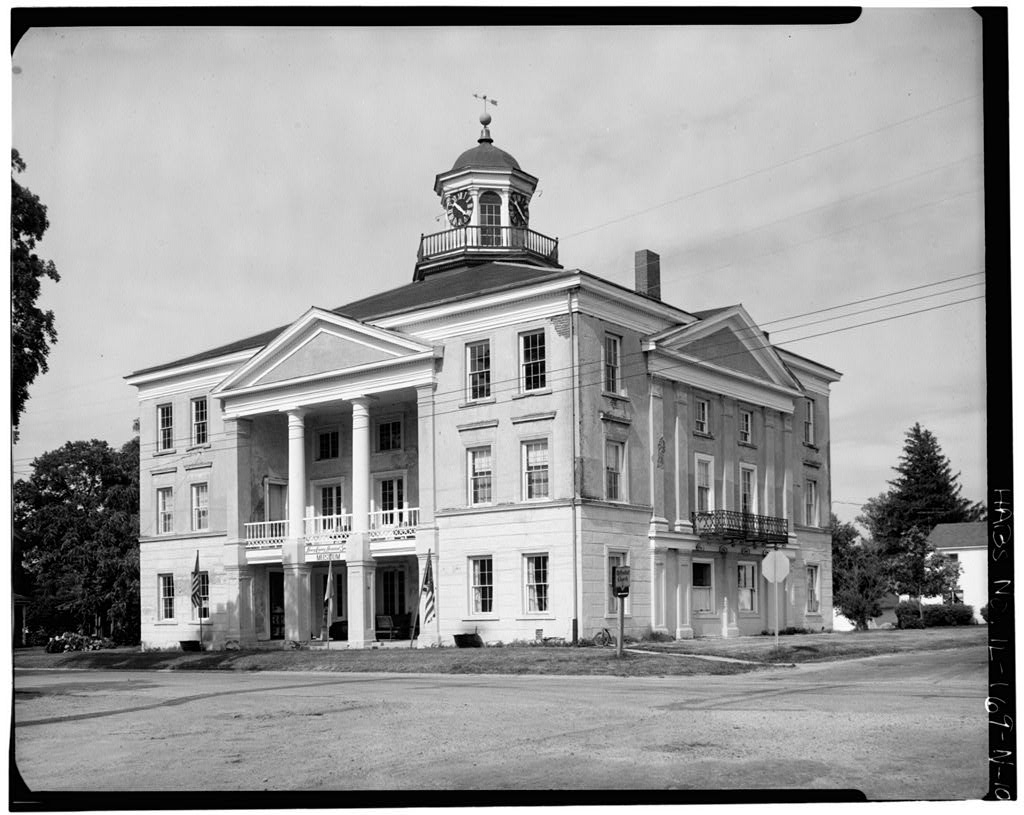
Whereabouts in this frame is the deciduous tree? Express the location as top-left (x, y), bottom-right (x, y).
top-left (830, 513), bottom-right (888, 630)
top-left (14, 438), bottom-right (140, 642)
top-left (11, 148), bottom-right (60, 436)
top-left (887, 525), bottom-right (962, 618)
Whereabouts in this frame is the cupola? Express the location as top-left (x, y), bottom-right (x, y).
top-left (414, 109), bottom-right (561, 280)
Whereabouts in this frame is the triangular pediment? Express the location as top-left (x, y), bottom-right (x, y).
top-left (212, 308), bottom-right (433, 394)
top-left (648, 306), bottom-right (801, 391)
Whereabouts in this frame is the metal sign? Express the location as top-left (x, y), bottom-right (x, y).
top-left (613, 565), bottom-right (631, 597)
top-left (762, 550), bottom-right (790, 583)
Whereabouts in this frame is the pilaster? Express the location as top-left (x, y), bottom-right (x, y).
top-left (223, 418), bottom-right (253, 542)
top-left (676, 549), bottom-right (694, 639)
top-left (648, 377), bottom-right (669, 533)
top-left (283, 562), bottom-right (312, 643)
top-left (674, 384), bottom-right (692, 532)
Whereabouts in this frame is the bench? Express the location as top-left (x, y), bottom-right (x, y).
top-left (375, 614), bottom-right (412, 641)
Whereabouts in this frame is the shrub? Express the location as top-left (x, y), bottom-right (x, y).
top-left (895, 601), bottom-right (925, 629)
top-left (644, 630), bottom-right (674, 643)
top-left (45, 632), bottom-right (116, 653)
top-left (922, 603), bottom-right (975, 627)
top-left (981, 604), bottom-right (990, 623)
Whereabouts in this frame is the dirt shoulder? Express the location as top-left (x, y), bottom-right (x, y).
top-left (13, 626), bottom-right (984, 676)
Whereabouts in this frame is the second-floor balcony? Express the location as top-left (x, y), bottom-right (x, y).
top-left (415, 225), bottom-right (559, 276)
top-left (243, 508), bottom-right (422, 555)
top-left (691, 510), bottom-right (789, 545)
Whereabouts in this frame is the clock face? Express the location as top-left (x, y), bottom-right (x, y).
top-left (509, 192), bottom-right (530, 227)
top-left (446, 191), bottom-right (473, 227)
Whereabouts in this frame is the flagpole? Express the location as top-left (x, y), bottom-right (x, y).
top-left (410, 566), bottom-right (424, 649)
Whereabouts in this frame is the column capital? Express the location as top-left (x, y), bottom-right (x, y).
top-left (350, 396), bottom-right (372, 411)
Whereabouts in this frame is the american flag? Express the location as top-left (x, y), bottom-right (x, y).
top-left (421, 551), bottom-right (436, 624)
top-left (190, 550), bottom-right (202, 609)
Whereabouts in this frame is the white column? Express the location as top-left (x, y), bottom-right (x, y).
top-left (782, 412), bottom-right (794, 527)
top-left (287, 409), bottom-right (307, 542)
top-left (351, 397), bottom-right (371, 534)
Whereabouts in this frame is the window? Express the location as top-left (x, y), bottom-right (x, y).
top-left (803, 398), bottom-right (816, 445)
top-left (191, 483), bottom-right (209, 531)
top-left (193, 571), bottom-right (210, 620)
top-left (158, 574), bottom-right (175, 620)
top-left (319, 483), bottom-right (343, 519)
top-left (738, 563), bottom-right (758, 612)
top-left (380, 567), bottom-right (406, 616)
top-left (806, 564), bottom-right (820, 614)
top-left (191, 398), bottom-right (208, 446)
top-left (471, 557), bottom-right (493, 614)
top-left (378, 477), bottom-right (405, 525)
top-left (740, 466), bottom-right (756, 515)
top-left (692, 561), bottom-right (714, 612)
top-left (522, 440), bottom-right (550, 500)
top-left (156, 487), bottom-right (174, 535)
top-left (695, 455), bottom-right (714, 513)
top-left (322, 571), bottom-right (346, 619)
top-left (739, 410), bottom-right (752, 444)
top-left (469, 447), bottom-right (493, 505)
top-left (467, 340), bottom-right (491, 400)
top-left (157, 404), bottom-right (174, 451)
top-left (479, 191), bottom-right (502, 246)
top-left (525, 554), bottom-right (549, 613)
top-left (520, 330), bottom-right (547, 392)
top-left (378, 419), bottom-right (402, 452)
top-left (805, 479), bottom-right (819, 527)
top-left (316, 429), bottom-right (339, 461)
top-left (605, 440), bottom-right (625, 501)
top-left (607, 551), bottom-right (628, 614)
top-left (604, 334), bottom-right (621, 393)
top-left (695, 399), bottom-right (709, 434)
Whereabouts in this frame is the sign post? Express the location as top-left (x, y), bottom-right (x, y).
top-left (761, 549), bottom-right (790, 649)
top-left (613, 565), bottom-right (631, 658)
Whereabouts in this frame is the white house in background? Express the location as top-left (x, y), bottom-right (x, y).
top-left (926, 521), bottom-right (987, 622)
top-left (127, 113), bottom-right (841, 650)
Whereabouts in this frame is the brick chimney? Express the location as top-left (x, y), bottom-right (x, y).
top-left (634, 249), bottom-right (661, 300)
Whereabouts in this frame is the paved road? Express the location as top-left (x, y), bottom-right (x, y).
top-left (13, 645), bottom-right (986, 800)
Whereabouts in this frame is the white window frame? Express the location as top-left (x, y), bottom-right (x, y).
top-left (692, 559), bottom-right (715, 614)
top-left (469, 555), bottom-right (494, 616)
top-left (192, 571), bottom-right (210, 621)
top-left (315, 426), bottom-right (340, 461)
top-left (740, 464), bottom-right (757, 515)
top-left (466, 339), bottom-right (492, 401)
top-left (519, 329), bottom-right (547, 393)
top-left (312, 478), bottom-right (345, 520)
top-left (191, 482), bottom-right (209, 532)
top-left (375, 416), bottom-right (403, 453)
top-left (738, 561), bottom-right (758, 613)
top-left (606, 549), bottom-right (630, 616)
top-left (806, 564), bottom-right (821, 614)
top-left (158, 573), bottom-right (175, 621)
top-left (521, 438), bottom-right (551, 501)
top-left (468, 446), bottom-right (493, 506)
top-left (265, 478), bottom-right (288, 523)
top-left (603, 333), bottom-right (622, 394)
top-left (604, 439), bottom-right (626, 502)
top-left (524, 553), bottom-right (550, 614)
top-left (694, 398), bottom-right (709, 434)
top-left (372, 470), bottom-right (409, 523)
top-left (803, 397), bottom-right (816, 445)
top-left (739, 409), bottom-right (753, 444)
top-left (157, 403), bottom-right (174, 452)
top-left (156, 486), bottom-right (174, 535)
top-left (190, 397), bottom-right (208, 447)
top-left (805, 479), bottom-right (819, 527)
top-left (694, 454), bottom-right (715, 513)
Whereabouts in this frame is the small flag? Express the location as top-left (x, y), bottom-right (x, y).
top-left (325, 559), bottom-right (335, 603)
top-left (421, 551), bottom-right (436, 624)
top-left (191, 550), bottom-right (202, 609)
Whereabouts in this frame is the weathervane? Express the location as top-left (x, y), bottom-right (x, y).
top-left (473, 93), bottom-right (498, 113)
top-left (473, 94), bottom-right (497, 141)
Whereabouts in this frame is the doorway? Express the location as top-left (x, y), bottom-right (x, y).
top-left (269, 571), bottom-right (285, 640)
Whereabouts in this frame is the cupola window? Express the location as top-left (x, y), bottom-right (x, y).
top-left (479, 191), bottom-right (502, 246)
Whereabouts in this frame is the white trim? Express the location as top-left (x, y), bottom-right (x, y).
top-left (254, 326), bottom-right (412, 386)
top-left (467, 554), bottom-right (496, 617)
top-left (805, 563), bottom-right (821, 614)
top-left (520, 437), bottom-right (552, 502)
top-left (523, 552), bottom-right (551, 615)
top-left (603, 332), bottom-right (623, 394)
top-left (465, 337), bottom-right (493, 402)
top-left (739, 463), bottom-right (758, 515)
top-left (313, 425), bottom-right (341, 462)
top-left (694, 398), bottom-right (709, 434)
top-left (518, 326), bottom-right (548, 394)
top-left (739, 408), bottom-right (753, 444)
top-left (374, 413), bottom-right (405, 454)
top-left (691, 558), bottom-right (716, 614)
top-left (694, 453), bottom-right (715, 513)
top-left (737, 560), bottom-right (759, 614)
top-left (126, 349), bottom-right (258, 387)
top-left (467, 445), bottom-right (494, 507)
top-left (603, 438), bottom-right (627, 503)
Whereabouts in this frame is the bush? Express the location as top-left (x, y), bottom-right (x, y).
top-left (45, 632), bottom-right (117, 653)
top-left (895, 601), bottom-right (925, 629)
top-left (922, 603), bottom-right (975, 627)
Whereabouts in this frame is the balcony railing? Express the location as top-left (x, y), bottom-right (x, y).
top-left (244, 520), bottom-right (288, 549)
top-left (416, 226), bottom-right (558, 265)
top-left (304, 514), bottom-right (352, 545)
top-left (370, 507), bottom-right (420, 541)
top-left (691, 510), bottom-right (789, 544)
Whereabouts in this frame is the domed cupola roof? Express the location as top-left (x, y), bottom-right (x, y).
top-left (450, 141), bottom-right (521, 172)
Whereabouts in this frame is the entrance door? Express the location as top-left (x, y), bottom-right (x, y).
top-left (269, 571), bottom-right (285, 640)
top-left (267, 482), bottom-right (287, 522)
top-left (379, 567), bottom-right (406, 616)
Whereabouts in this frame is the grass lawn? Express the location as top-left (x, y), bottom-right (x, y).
top-left (633, 625), bottom-right (986, 663)
top-left (14, 626), bottom-right (985, 676)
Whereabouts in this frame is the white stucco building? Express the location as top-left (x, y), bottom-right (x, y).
top-left (128, 115), bottom-right (841, 649)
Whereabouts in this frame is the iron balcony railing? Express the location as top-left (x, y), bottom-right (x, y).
top-left (417, 226), bottom-right (558, 264)
top-left (691, 510), bottom-right (789, 544)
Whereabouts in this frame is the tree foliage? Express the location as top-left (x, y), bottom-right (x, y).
top-left (12, 148), bottom-right (61, 435)
top-left (830, 514), bottom-right (888, 630)
top-left (887, 526), bottom-right (962, 616)
top-left (858, 423), bottom-right (984, 553)
top-left (14, 438), bottom-right (140, 643)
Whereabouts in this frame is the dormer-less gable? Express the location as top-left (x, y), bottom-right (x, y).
top-left (644, 305), bottom-right (804, 411)
top-left (211, 308), bottom-right (438, 417)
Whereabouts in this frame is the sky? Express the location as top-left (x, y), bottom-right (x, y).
top-left (10, 8), bottom-right (994, 528)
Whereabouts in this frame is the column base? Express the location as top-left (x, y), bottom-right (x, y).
top-left (675, 626), bottom-right (694, 640)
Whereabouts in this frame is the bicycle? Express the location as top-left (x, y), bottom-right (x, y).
top-left (592, 628), bottom-right (615, 647)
